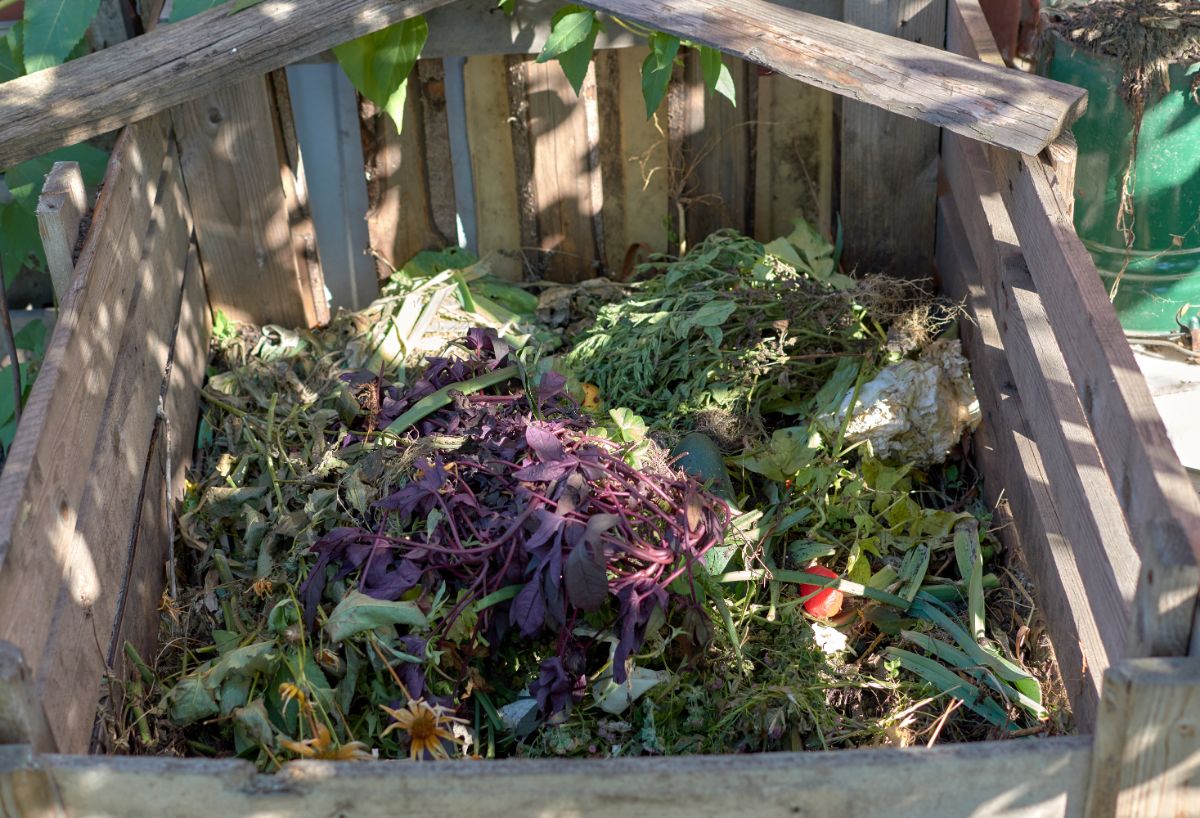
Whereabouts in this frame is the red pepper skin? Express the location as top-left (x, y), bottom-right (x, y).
top-left (800, 566), bottom-right (844, 619)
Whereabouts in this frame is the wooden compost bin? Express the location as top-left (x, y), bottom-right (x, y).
top-left (2, 0), bottom-right (1199, 815)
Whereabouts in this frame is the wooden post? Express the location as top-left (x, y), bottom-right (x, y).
top-left (841, 0), bottom-right (945, 279)
top-left (35, 162), bottom-right (87, 304)
top-left (1046, 132), bottom-right (1078, 221)
top-left (1085, 658), bottom-right (1200, 817)
top-left (0, 642), bottom-right (56, 752)
top-left (173, 76), bottom-right (321, 328)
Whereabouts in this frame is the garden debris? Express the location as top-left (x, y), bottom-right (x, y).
top-left (114, 225), bottom-right (1068, 766)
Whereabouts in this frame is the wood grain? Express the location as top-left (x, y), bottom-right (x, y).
top-left (1085, 658), bottom-right (1200, 818)
top-left (523, 57), bottom-right (599, 282)
top-left (0, 737), bottom-right (1092, 818)
top-left (754, 72), bottom-right (834, 242)
top-left (578, 0), bottom-right (1086, 156)
top-left (33, 142), bottom-right (192, 754)
top-left (417, 60), bottom-right (461, 249)
top-left (941, 133), bottom-right (1138, 662)
top-left (0, 0), bottom-right (457, 169)
top-left (937, 195), bottom-right (1102, 729)
top-left (173, 76), bottom-right (316, 328)
top-left (35, 162), bottom-right (87, 303)
top-left (0, 642), bottom-right (56, 752)
top-left (841, 0), bottom-right (942, 278)
top-left (464, 55), bottom-right (523, 280)
top-left (0, 117), bottom-right (169, 677)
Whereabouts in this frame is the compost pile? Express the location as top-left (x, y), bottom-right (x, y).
top-left (110, 225), bottom-right (1069, 766)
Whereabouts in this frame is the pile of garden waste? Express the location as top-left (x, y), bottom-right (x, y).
top-left (110, 224), bottom-right (1069, 765)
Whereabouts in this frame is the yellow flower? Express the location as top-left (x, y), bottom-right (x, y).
top-left (250, 577), bottom-right (274, 598)
top-left (380, 699), bottom-right (467, 761)
top-left (278, 682), bottom-right (309, 714)
top-left (279, 723), bottom-right (373, 761)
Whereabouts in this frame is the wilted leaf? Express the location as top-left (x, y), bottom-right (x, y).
top-left (324, 591), bottom-right (428, 642)
top-left (592, 666), bottom-right (668, 714)
top-left (167, 676), bottom-right (219, 725)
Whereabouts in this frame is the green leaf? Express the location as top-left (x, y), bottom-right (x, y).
top-left (209, 641), bottom-right (277, 688)
top-left (608, 407), bottom-right (647, 444)
top-left (334, 15), bottom-right (428, 131)
top-left (0, 201), bottom-right (44, 281)
top-left (536, 6), bottom-right (594, 63)
top-left (21, 0), bottom-right (100, 74)
top-left (884, 646), bottom-right (1011, 728)
top-left (733, 427), bottom-right (817, 483)
top-left (170, 0), bottom-right (226, 22)
top-left (13, 319), bottom-right (46, 356)
top-left (641, 33), bottom-right (680, 118)
top-left (699, 46), bottom-right (736, 106)
top-left (324, 590), bottom-right (428, 642)
top-left (497, 0), bottom-right (517, 14)
top-left (953, 519), bottom-right (985, 641)
top-left (167, 676), bottom-right (220, 725)
top-left (556, 17), bottom-right (600, 94)
top-left (384, 364), bottom-right (518, 434)
top-left (0, 30), bottom-right (21, 82)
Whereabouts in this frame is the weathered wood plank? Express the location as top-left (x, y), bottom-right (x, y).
top-left (0, 643), bottom-right (56, 752)
top-left (578, 0), bottom-right (1086, 156)
top-left (0, 0), bottom-right (458, 169)
top-left (463, 55), bottom-right (523, 280)
top-left (1047, 133), bottom-right (1078, 221)
top-left (417, 60), bottom-right (461, 251)
top-left (595, 47), bottom-right (669, 275)
top-left (34, 142), bottom-right (191, 754)
top-left (268, 69), bottom-right (329, 326)
top-left (1084, 658), bottom-right (1200, 817)
top-left (753, 73), bottom-right (834, 242)
top-left (841, 0), bottom-right (942, 278)
top-left (937, 195), bottom-right (1102, 728)
top-left (173, 76), bottom-right (317, 328)
top-left (949, 0), bottom-right (1200, 662)
top-left (0, 737), bottom-right (1092, 818)
top-left (941, 133), bottom-right (1138, 663)
top-left (523, 57), bottom-right (599, 282)
top-left (34, 162), bottom-right (87, 303)
top-left (0, 117), bottom-right (169, 677)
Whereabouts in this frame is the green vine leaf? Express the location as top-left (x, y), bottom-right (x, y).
top-left (497, 0), bottom-right (517, 14)
top-left (20, 0), bottom-right (100, 73)
top-left (0, 28), bottom-right (21, 82)
top-left (641, 32), bottom-right (680, 118)
top-left (699, 45), bottom-right (736, 106)
top-left (536, 5), bottom-right (595, 63)
top-left (554, 14), bottom-right (600, 94)
top-left (334, 15), bottom-right (429, 132)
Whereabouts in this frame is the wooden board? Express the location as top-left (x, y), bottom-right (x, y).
top-left (34, 162), bottom-right (87, 303)
top-left (1085, 658), bottom-right (1200, 818)
top-left (754, 73), bottom-right (834, 242)
top-left (841, 0), bottom-right (943, 278)
top-left (361, 83), bottom-right (449, 276)
top-left (33, 142), bottom-right (192, 754)
top-left (464, 55), bottom-right (524, 280)
top-left (522, 57), bottom-right (600, 282)
top-left (577, 0), bottom-right (1086, 157)
top-left (595, 46), bottom-right (669, 274)
top-left (416, 60), bottom-right (461, 251)
top-left (937, 195), bottom-right (1102, 729)
top-left (0, 737), bottom-right (1092, 818)
top-left (173, 76), bottom-right (317, 329)
top-left (941, 134), bottom-right (1139, 662)
top-left (0, 643), bottom-right (56, 752)
top-left (0, 0), bottom-right (458, 169)
top-left (0, 116), bottom-right (169, 679)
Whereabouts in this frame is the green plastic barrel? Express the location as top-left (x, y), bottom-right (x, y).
top-left (1043, 35), bottom-right (1200, 334)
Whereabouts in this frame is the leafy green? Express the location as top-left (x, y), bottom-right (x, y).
top-left (20, 0), bottom-right (99, 73)
top-left (324, 592), bottom-right (428, 642)
top-left (334, 16), bottom-right (429, 131)
top-left (699, 46), bottom-right (736, 106)
top-left (641, 32), bottom-right (680, 117)
top-left (537, 5), bottom-right (601, 92)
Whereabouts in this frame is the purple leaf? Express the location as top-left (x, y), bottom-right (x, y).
top-left (512, 458), bottom-right (577, 482)
top-left (529, 657), bottom-right (586, 722)
top-left (511, 575), bottom-right (546, 637)
top-left (525, 424), bottom-right (565, 462)
top-left (564, 519), bottom-right (612, 611)
top-left (537, 370), bottom-right (567, 404)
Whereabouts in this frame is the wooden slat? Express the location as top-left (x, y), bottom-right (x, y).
top-left (680, 51), bottom-right (755, 246)
top-left (753, 73), bottom-right (834, 242)
top-left (937, 195), bottom-right (1102, 728)
top-left (361, 86), bottom-right (448, 276)
top-left (173, 76), bottom-right (317, 328)
top-left (1047, 133), bottom-right (1078, 221)
top-left (950, 0), bottom-right (1200, 661)
top-left (421, 0), bottom-right (641, 58)
top-left (109, 245), bottom-right (210, 714)
top-left (1, 737), bottom-right (1092, 818)
top-left (1085, 658), bottom-right (1200, 817)
top-left (841, 0), bottom-right (942, 278)
top-left (523, 57), bottom-right (599, 282)
top-left (988, 147), bottom-right (1200, 659)
top-left (578, 0), bottom-right (1086, 156)
top-left (269, 69), bottom-right (329, 326)
top-left (0, 643), bottom-right (56, 752)
top-left (0, 0), bottom-right (457, 169)
top-left (34, 162), bottom-right (87, 303)
top-left (464, 55), bottom-right (523, 280)
top-left (416, 60), bottom-right (462, 252)
top-left (0, 117), bottom-right (169, 677)
top-left (34, 141), bottom-right (191, 754)
top-left (941, 134), bottom-right (1139, 659)
top-left (595, 46), bottom-right (669, 274)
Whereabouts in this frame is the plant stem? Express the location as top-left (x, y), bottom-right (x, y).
top-left (0, 258), bottom-right (22, 427)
